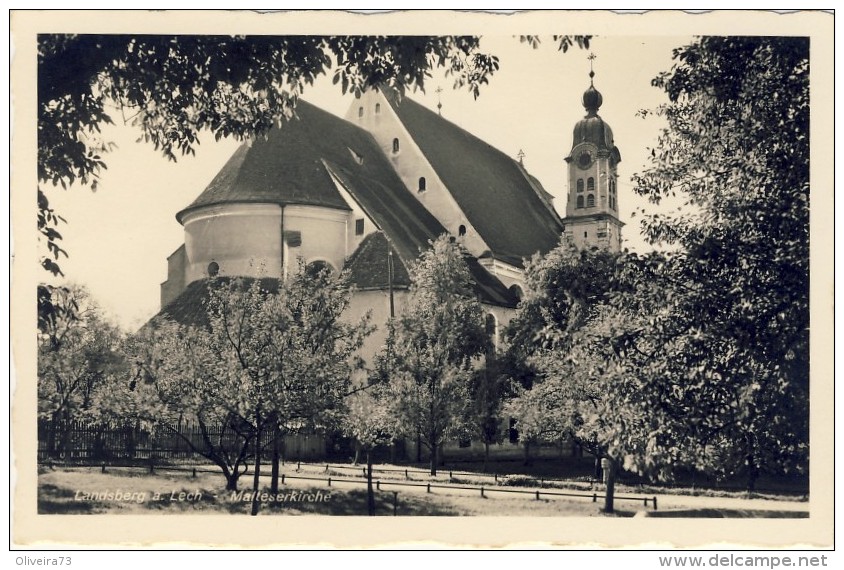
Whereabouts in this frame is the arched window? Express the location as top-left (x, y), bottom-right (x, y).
top-left (375, 103), bottom-right (381, 114)
top-left (358, 106), bottom-right (364, 118)
top-left (587, 194), bottom-right (595, 208)
top-left (418, 177), bottom-right (426, 192)
top-left (458, 224), bottom-right (467, 237)
top-left (207, 261), bottom-right (219, 277)
top-left (392, 138), bottom-right (400, 153)
top-left (305, 260), bottom-right (334, 279)
top-left (577, 179), bottom-right (584, 193)
top-left (587, 177), bottom-right (595, 192)
top-left (508, 284), bottom-right (524, 302)
top-left (576, 195), bottom-right (584, 209)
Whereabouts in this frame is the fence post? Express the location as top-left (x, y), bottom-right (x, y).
top-left (377, 480), bottom-right (381, 491)
top-left (101, 463), bottom-right (106, 474)
top-left (644, 498), bottom-right (649, 507)
top-left (148, 455), bottom-right (154, 474)
top-left (592, 493), bottom-right (597, 503)
top-left (325, 463), bottom-right (329, 472)
top-left (405, 469), bottom-right (408, 479)
top-left (449, 471), bottom-right (453, 479)
top-left (363, 467), bottom-right (367, 478)
top-left (328, 477), bottom-right (332, 487)
top-left (535, 490), bottom-right (540, 501)
top-left (653, 496), bottom-right (658, 511)
top-left (281, 474), bottom-right (285, 485)
top-left (392, 492), bottom-right (398, 516)
top-left (192, 467), bottom-right (196, 478)
top-left (494, 474), bottom-right (498, 483)
top-left (427, 483), bottom-right (431, 494)
top-left (480, 487), bottom-right (485, 498)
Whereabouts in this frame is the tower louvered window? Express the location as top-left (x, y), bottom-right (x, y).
top-left (577, 179), bottom-right (584, 193)
top-left (587, 194), bottom-right (595, 208)
top-left (576, 195), bottom-right (584, 209)
top-left (587, 177), bottom-right (595, 192)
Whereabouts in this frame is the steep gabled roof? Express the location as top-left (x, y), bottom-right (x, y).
top-left (177, 100), bottom-right (403, 223)
top-left (344, 231), bottom-right (411, 290)
top-left (328, 162), bottom-right (518, 308)
top-left (384, 92), bottom-right (564, 267)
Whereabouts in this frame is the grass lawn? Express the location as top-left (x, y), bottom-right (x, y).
top-left (37, 466), bottom-right (638, 516)
top-left (37, 463), bottom-right (807, 517)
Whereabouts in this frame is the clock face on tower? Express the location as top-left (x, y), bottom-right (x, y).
top-left (577, 150), bottom-right (594, 169)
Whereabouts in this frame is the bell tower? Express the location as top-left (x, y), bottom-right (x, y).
top-left (563, 55), bottom-right (623, 251)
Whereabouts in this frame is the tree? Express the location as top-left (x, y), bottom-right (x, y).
top-left (343, 388), bottom-right (393, 515)
top-left (629, 36), bottom-right (810, 488)
top-left (467, 358), bottom-right (508, 471)
top-left (37, 33), bottom-right (589, 278)
top-left (37, 285), bottom-right (125, 459)
top-left (502, 243), bottom-right (625, 509)
top-left (112, 269), bottom-right (372, 511)
top-left (380, 236), bottom-right (489, 475)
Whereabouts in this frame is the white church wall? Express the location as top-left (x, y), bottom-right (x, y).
top-left (346, 90), bottom-right (490, 256)
top-left (343, 288), bottom-right (410, 370)
top-left (282, 204), bottom-right (349, 276)
top-left (182, 203), bottom-right (283, 283)
top-left (160, 244), bottom-right (186, 307)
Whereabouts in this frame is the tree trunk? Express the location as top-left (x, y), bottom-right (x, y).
top-left (430, 441), bottom-right (437, 476)
top-left (250, 412), bottom-right (262, 516)
top-left (594, 454), bottom-right (603, 481)
top-left (366, 450), bottom-right (375, 516)
top-left (224, 469), bottom-right (240, 491)
top-left (416, 433), bottom-right (422, 463)
top-left (523, 440), bottom-right (531, 466)
top-left (746, 453), bottom-right (759, 492)
top-left (270, 422), bottom-right (280, 494)
top-left (603, 458), bottom-right (616, 514)
top-left (483, 441), bottom-right (490, 473)
top-left (353, 440), bottom-right (361, 466)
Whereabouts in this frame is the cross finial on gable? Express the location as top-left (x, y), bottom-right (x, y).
top-left (587, 52), bottom-right (597, 85)
top-left (517, 149), bottom-right (525, 165)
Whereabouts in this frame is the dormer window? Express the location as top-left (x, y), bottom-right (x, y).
top-left (418, 177), bottom-right (426, 192)
top-left (358, 106), bottom-right (364, 118)
top-left (375, 103), bottom-right (381, 114)
top-left (355, 218), bottom-right (365, 235)
top-left (392, 138), bottom-right (400, 153)
top-left (458, 225), bottom-right (466, 237)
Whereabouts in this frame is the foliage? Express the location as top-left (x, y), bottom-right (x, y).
top-left (37, 285), bottom-right (125, 457)
top-left (627, 36), bottom-right (810, 486)
top-left (503, 38), bottom-right (809, 508)
top-left (379, 235), bottom-right (489, 475)
top-left (109, 267), bottom-right (372, 491)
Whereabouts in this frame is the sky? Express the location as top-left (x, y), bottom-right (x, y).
top-left (42, 34), bottom-right (693, 331)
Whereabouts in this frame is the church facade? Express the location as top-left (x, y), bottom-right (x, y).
top-left (157, 80), bottom-right (622, 456)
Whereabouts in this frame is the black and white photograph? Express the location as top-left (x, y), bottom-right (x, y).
top-left (10, 9), bottom-right (834, 550)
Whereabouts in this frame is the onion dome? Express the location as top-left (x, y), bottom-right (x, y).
top-left (570, 72), bottom-right (621, 162)
top-left (582, 84), bottom-right (603, 116)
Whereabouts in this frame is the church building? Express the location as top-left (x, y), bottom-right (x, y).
top-left (157, 78), bottom-right (622, 366)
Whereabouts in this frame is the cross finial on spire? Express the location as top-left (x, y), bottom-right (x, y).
top-left (517, 149), bottom-right (525, 165)
top-left (587, 52), bottom-right (597, 85)
top-left (435, 86), bottom-right (443, 116)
